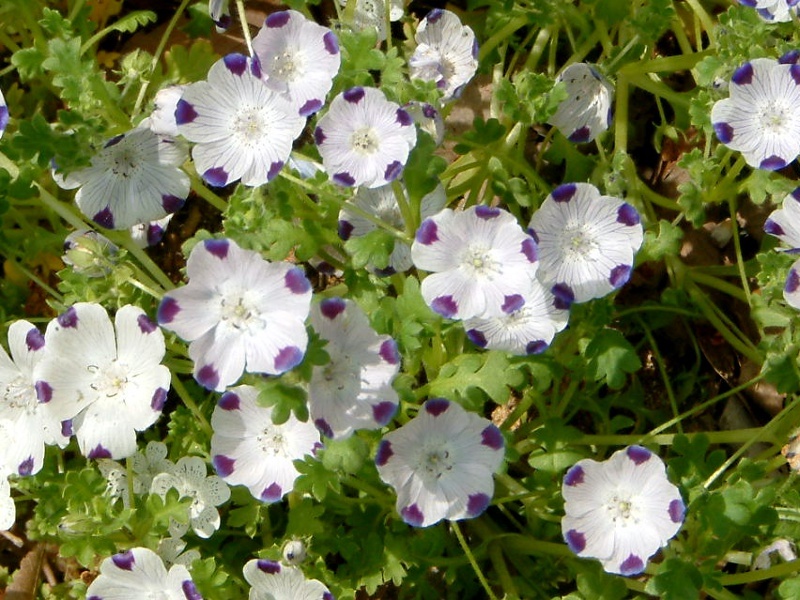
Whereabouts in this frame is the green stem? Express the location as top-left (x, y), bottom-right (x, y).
top-left (171, 375), bottom-right (212, 437)
top-left (453, 522), bottom-right (499, 600)
top-left (618, 50), bottom-right (712, 75)
top-left (107, 232), bottom-right (174, 291)
top-left (687, 270), bottom-right (749, 304)
top-left (341, 475), bottom-right (393, 507)
top-left (727, 194), bottom-right (752, 307)
top-left (683, 0), bottom-right (717, 44)
top-left (719, 557), bottom-right (800, 585)
top-left (615, 74), bottom-right (629, 153)
top-left (189, 171), bottom-right (227, 213)
top-left (523, 26), bottom-right (553, 71)
top-left (637, 316), bottom-right (682, 433)
top-left (235, 0), bottom-right (254, 55)
top-left (479, 16), bottom-right (528, 63)
top-left (628, 73), bottom-right (690, 108)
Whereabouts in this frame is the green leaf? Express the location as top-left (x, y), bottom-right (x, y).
top-left (639, 220), bottom-right (683, 262)
top-left (11, 47), bottom-right (46, 81)
top-left (257, 381), bottom-right (308, 424)
top-left (165, 39), bottom-right (220, 83)
top-left (321, 436), bottom-right (369, 475)
top-left (645, 559), bottom-right (703, 600)
top-left (286, 498), bottom-right (326, 537)
top-left (575, 563), bottom-right (628, 600)
top-left (344, 228), bottom-right (395, 270)
top-left (428, 351), bottom-right (514, 405)
top-left (581, 329), bottom-right (642, 389)
top-left (103, 10), bottom-right (156, 35)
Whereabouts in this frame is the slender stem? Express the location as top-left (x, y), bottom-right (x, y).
top-left (683, 0), bottom-right (717, 44)
top-left (235, 0), bottom-right (254, 56)
top-left (171, 374), bottom-right (212, 437)
top-left (453, 522), bottom-right (499, 600)
top-left (637, 316), bottom-right (682, 433)
top-left (727, 194), bottom-right (752, 307)
top-left (688, 270), bottom-right (749, 303)
top-left (479, 16), bottom-right (528, 63)
top-left (189, 172), bottom-right (227, 213)
top-left (108, 232), bottom-right (174, 291)
top-left (615, 74), bottom-right (629, 153)
top-left (618, 50), bottom-right (712, 75)
top-left (524, 26), bottom-right (553, 71)
top-left (719, 557), bottom-right (800, 585)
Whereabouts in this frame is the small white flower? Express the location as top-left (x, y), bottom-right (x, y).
top-left (244, 558), bottom-right (332, 600)
top-left (314, 87), bottom-right (417, 189)
top-left (252, 10), bottom-right (341, 117)
top-left (409, 10), bottom-right (478, 100)
top-left (712, 57), bottom-right (800, 170)
top-left (282, 540), bottom-right (307, 565)
top-left (548, 63), bottom-right (614, 143)
top-left (309, 298), bottom-right (400, 440)
top-left (209, 0), bottom-right (231, 32)
top-left (403, 101), bottom-right (445, 146)
top-left (34, 303), bottom-right (171, 460)
top-left (130, 214), bottom-right (173, 248)
top-left (562, 445), bottom-right (685, 576)
top-left (158, 535), bottom-right (202, 569)
top-left (64, 127), bottom-right (190, 230)
top-left (176, 54), bottom-right (306, 187)
top-left (337, 0), bottom-right (404, 41)
top-left (375, 398), bottom-right (505, 527)
top-left (738, 0), bottom-right (799, 22)
top-left (0, 87), bottom-right (7, 139)
top-left (152, 456), bottom-right (231, 539)
top-left (528, 183), bottom-right (643, 306)
top-left (753, 539), bottom-right (797, 569)
top-left (97, 441), bottom-right (175, 508)
top-left (0, 474), bottom-right (14, 531)
top-left (85, 547), bottom-right (203, 600)
top-left (97, 459), bottom-right (144, 508)
top-left (411, 205), bottom-right (540, 320)
top-left (158, 238), bottom-right (313, 391)
top-left (148, 85), bottom-right (188, 137)
top-left (211, 385), bottom-right (320, 503)
top-left (763, 188), bottom-right (800, 309)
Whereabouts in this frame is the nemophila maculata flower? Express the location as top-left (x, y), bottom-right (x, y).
top-left (252, 10), bottom-right (341, 117)
top-left (176, 54), bottom-right (305, 187)
top-left (309, 298), bottom-right (400, 439)
top-left (152, 456), bottom-right (231, 538)
top-left (85, 547), bottom-right (203, 600)
top-left (34, 303), bottom-right (170, 460)
top-left (314, 87), bottom-right (417, 188)
top-left (0, 87), bottom-right (7, 139)
top-left (211, 385), bottom-right (321, 503)
top-left (147, 85), bottom-right (187, 137)
top-left (528, 183), bottom-right (643, 306)
top-left (463, 278), bottom-right (569, 355)
top-left (98, 441), bottom-right (175, 507)
top-left (158, 238), bottom-right (312, 391)
top-left (244, 558), bottom-right (333, 600)
top-left (711, 57), bottom-right (800, 170)
top-left (548, 63), bottom-right (614, 143)
top-left (403, 101), bottom-right (445, 146)
top-left (409, 9), bottom-right (478, 100)
top-left (562, 445), bottom-right (685, 576)
top-left (209, 0), bottom-right (231, 32)
top-left (0, 474), bottom-right (14, 531)
top-left (376, 398), bottom-right (505, 527)
top-left (763, 188), bottom-right (800, 309)
top-left (131, 214), bottom-right (173, 248)
top-left (338, 183), bottom-right (447, 275)
top-left (738, 0), bottom-right (799, 21)
top-left (0, 321), bottom-right (69, 476)
top-left (337, 0), bottom-right (403, 41)
top-left (411, 205), bottom-right (540, 320)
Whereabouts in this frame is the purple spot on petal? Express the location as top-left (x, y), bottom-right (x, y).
top-left (564, 529), bottom-right (586, 553)
top-left (551, 183), bottom-right (577, 202)
top-left (58, 307), bottom-right (78, 328)
top-left (61, 419), bottom-right (73, 437)
top-left (285, 267), bottom-right (311, 294)
top-left (526, 340), bottom-right (548, 354)
top-left (212, 454), bottom-right (235, 477)
top-left (431, 295), bottom-right (457, 318)
top-left (196, 365), bottom-right (220, 390)
top-left (475, 205), bottom-right (500, 219)
top-left (333, 172), bottom-right (355, 186)
top-left (137, 314), bottom-right (157, 334)
top-left (250, 53), bottom-right (262, 79)
top-left (320, 297), bottom-right (347, 320)
top-left (344, 87), bottom-right (365, 103)
top-left (396, 108), bottom-right (412, 126)
top-left (323, 593), bottom-right (334, 600)
top-left (617, 203), bottom-right (640, 226)
top-left (609, 264), bottom-right (632, 289)
top-left (732, 62), bottom-right (754, 85)
top-left (466, 493), bottom-right (490, 516)
top-left (567, 126), bottom-right (591, 143)
top-left (162, 194), bottom-right (184, 213)
top-left (88, 444), bottom-right (112, 459)
top-left (415, 219), bottom-right (439, 245)
top-left (299, 99), bottom-right (322, 117)
top-left (93, 207), bottom-right (114, 229)
top-left (761, 155), bottom-right (787, 171)
top-left (323, 31), bottom-right (339, 55)
top-left (481, 425), bottom-right (504, 450)
top-left (266, 11), bottom-right (290, 27)
top-left (203, 166), bottom-right (229, 187)
top-left (158, 297), bottom-right (180, 324)
top-left (372, 401), bottom-right (397, 426)
top-left (25, 328), bottom-right (44, 351)
top-left (257, 559), bottom-right (281, 574)
top-left (104, 135), bottom-right (124, 148)
top-left (780, 50), bottom-right (800, 65)
top-left (619, 554), bottom-right (645, 576)
top-left (274, 346), bottom-right (304, 372)
top-left (18, 456), bottom-right (33, 476)
top-left (522, 237), bottom-right (538, 263)
top-left (267, 160), bottom-right (284, 180)
top-left (379, 339), bottom-right (400, 365)
top-left (466, 329), bottom-right (487, 348)
top-left (501, 294), bottom-right (525, 314)
top-left (204, 238), bottom-right (229, 259)
top-left (175, 99), bottom-right (198, 124)
top-left (669, 498), bottom-right (686, 523)
top-left (401, 503), bottom-right (424, 526)
top-left (472, 38), bottom-right (479, 60)
top-left (425, 398), bottom-right (450, 416)
top-left (374, 265), bottom-right (396, 277)
top-left (182, 580), bottom-right (203, 600)
top-left (527, 227), bottom-right (539, 244)
top-left (219, 392), bottom-right (240, 411)
top-left (626, 445), bottom-right (652, 465)
top-left (713, 122), bottom-right (734, 144)
top-left (552, 283), bottom-right (575, 309)
top-left (223, 53), bottom-right (248, 75)
top-left (384, 160), bottom-right (403, 182)
top-left (35, 381), bottom-right (52, 403)
top-left (112, 550), bottom-right (135, 571)
top-left (427, 9), bottom-right (444, 22)
top-left (260, 482), bottom-right (283, 502)
top-left (764, 219), bottom-right (785, 236)
top-left (375, 440), bottom-right (393, 466)
top-left (791, 65), bottom-right (800, 85)
top-left (737, 0), bottom-right (756, 5)
top-left (151, 388), bottom-right (167, 411)
top-left (315, 418), bottom-right (334, 438)
top-left (338, 219), bottom-right (354, 240)
top-left (564, 465), bottom-right (585, 486)
top-left (422, 104), bottom-right (437, 119)
top-left (0, 106), bottom-right (8, 132)
top-left (786, 269), bottom-right (800, 293)
top-left (792, 188), bottom-right (800, 202)
top-left (314, 127), bottom-right (326, 146)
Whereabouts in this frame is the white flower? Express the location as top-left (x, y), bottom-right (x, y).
top-left (64, 127), bottom-right (190, 230)
top-left (738, 0), bottom-right (799, 22)
top-left (152, 456), bottom-right (231, 539)
top-left (548, 63), bottom-right (614, 143)
top-left (158, 535), bottom-right (202, 569)
top-left (337, 183), bottom-right (447, 275)
top-left (711, 57), bottom-right (800, 170)
top-left (562, 445), bottom-right (685, 576)
top-left (0, 474), bottom-right (14, 531)
top-left (528, 183), bottom-right (643, 306)
top-left (0, 88), bottom-right (7, 139)
top-left (0, 320), bottom-right (68, 476)
top-left (148, 85), bottom-right (187, 137)
top-left (463, 278), bottom-right (569, 355)
top-left (282, 540), bottom-right (307, 565)
top-left (244, 558), bottom-right (332, 600)
top-left (97, 441), bottom-right (175, 508)
top-left (85, 547), bottom-right (203, 600)
top-left (409, 10), bottom-right (478, 100)
top-left (375, 398), bottom-right (505, 527)
top-left (252, 10), bottom-right (341, 117)
top-left (337, 0), bottom-right (403, 42)
top-left (403, 101), bottom-right (445, 146)
top-left (763, 188), bottom-right (800, 309)
top-left (211, 385), bottom-right (320, 502)
top-left (157, 238), bottom-right (313, 391)
top-left (309, 298), bottom-right (400, 440)
top-left (34, 303), bottom-right (171, 459)
top-left (176, 54), bottom-right (305, 187)
top-left (97, 459), bottom-right (144, 508)
top-left (209, 0), bottom-right (231, 32)
top-left (130, 214), bottom-right (173, 248)
top-left (753, 539), bottom-right (797, 569)
top-left (314, 87), bottom-right (417, 189)
top-left (411, 205), bottom-right (540, 320)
